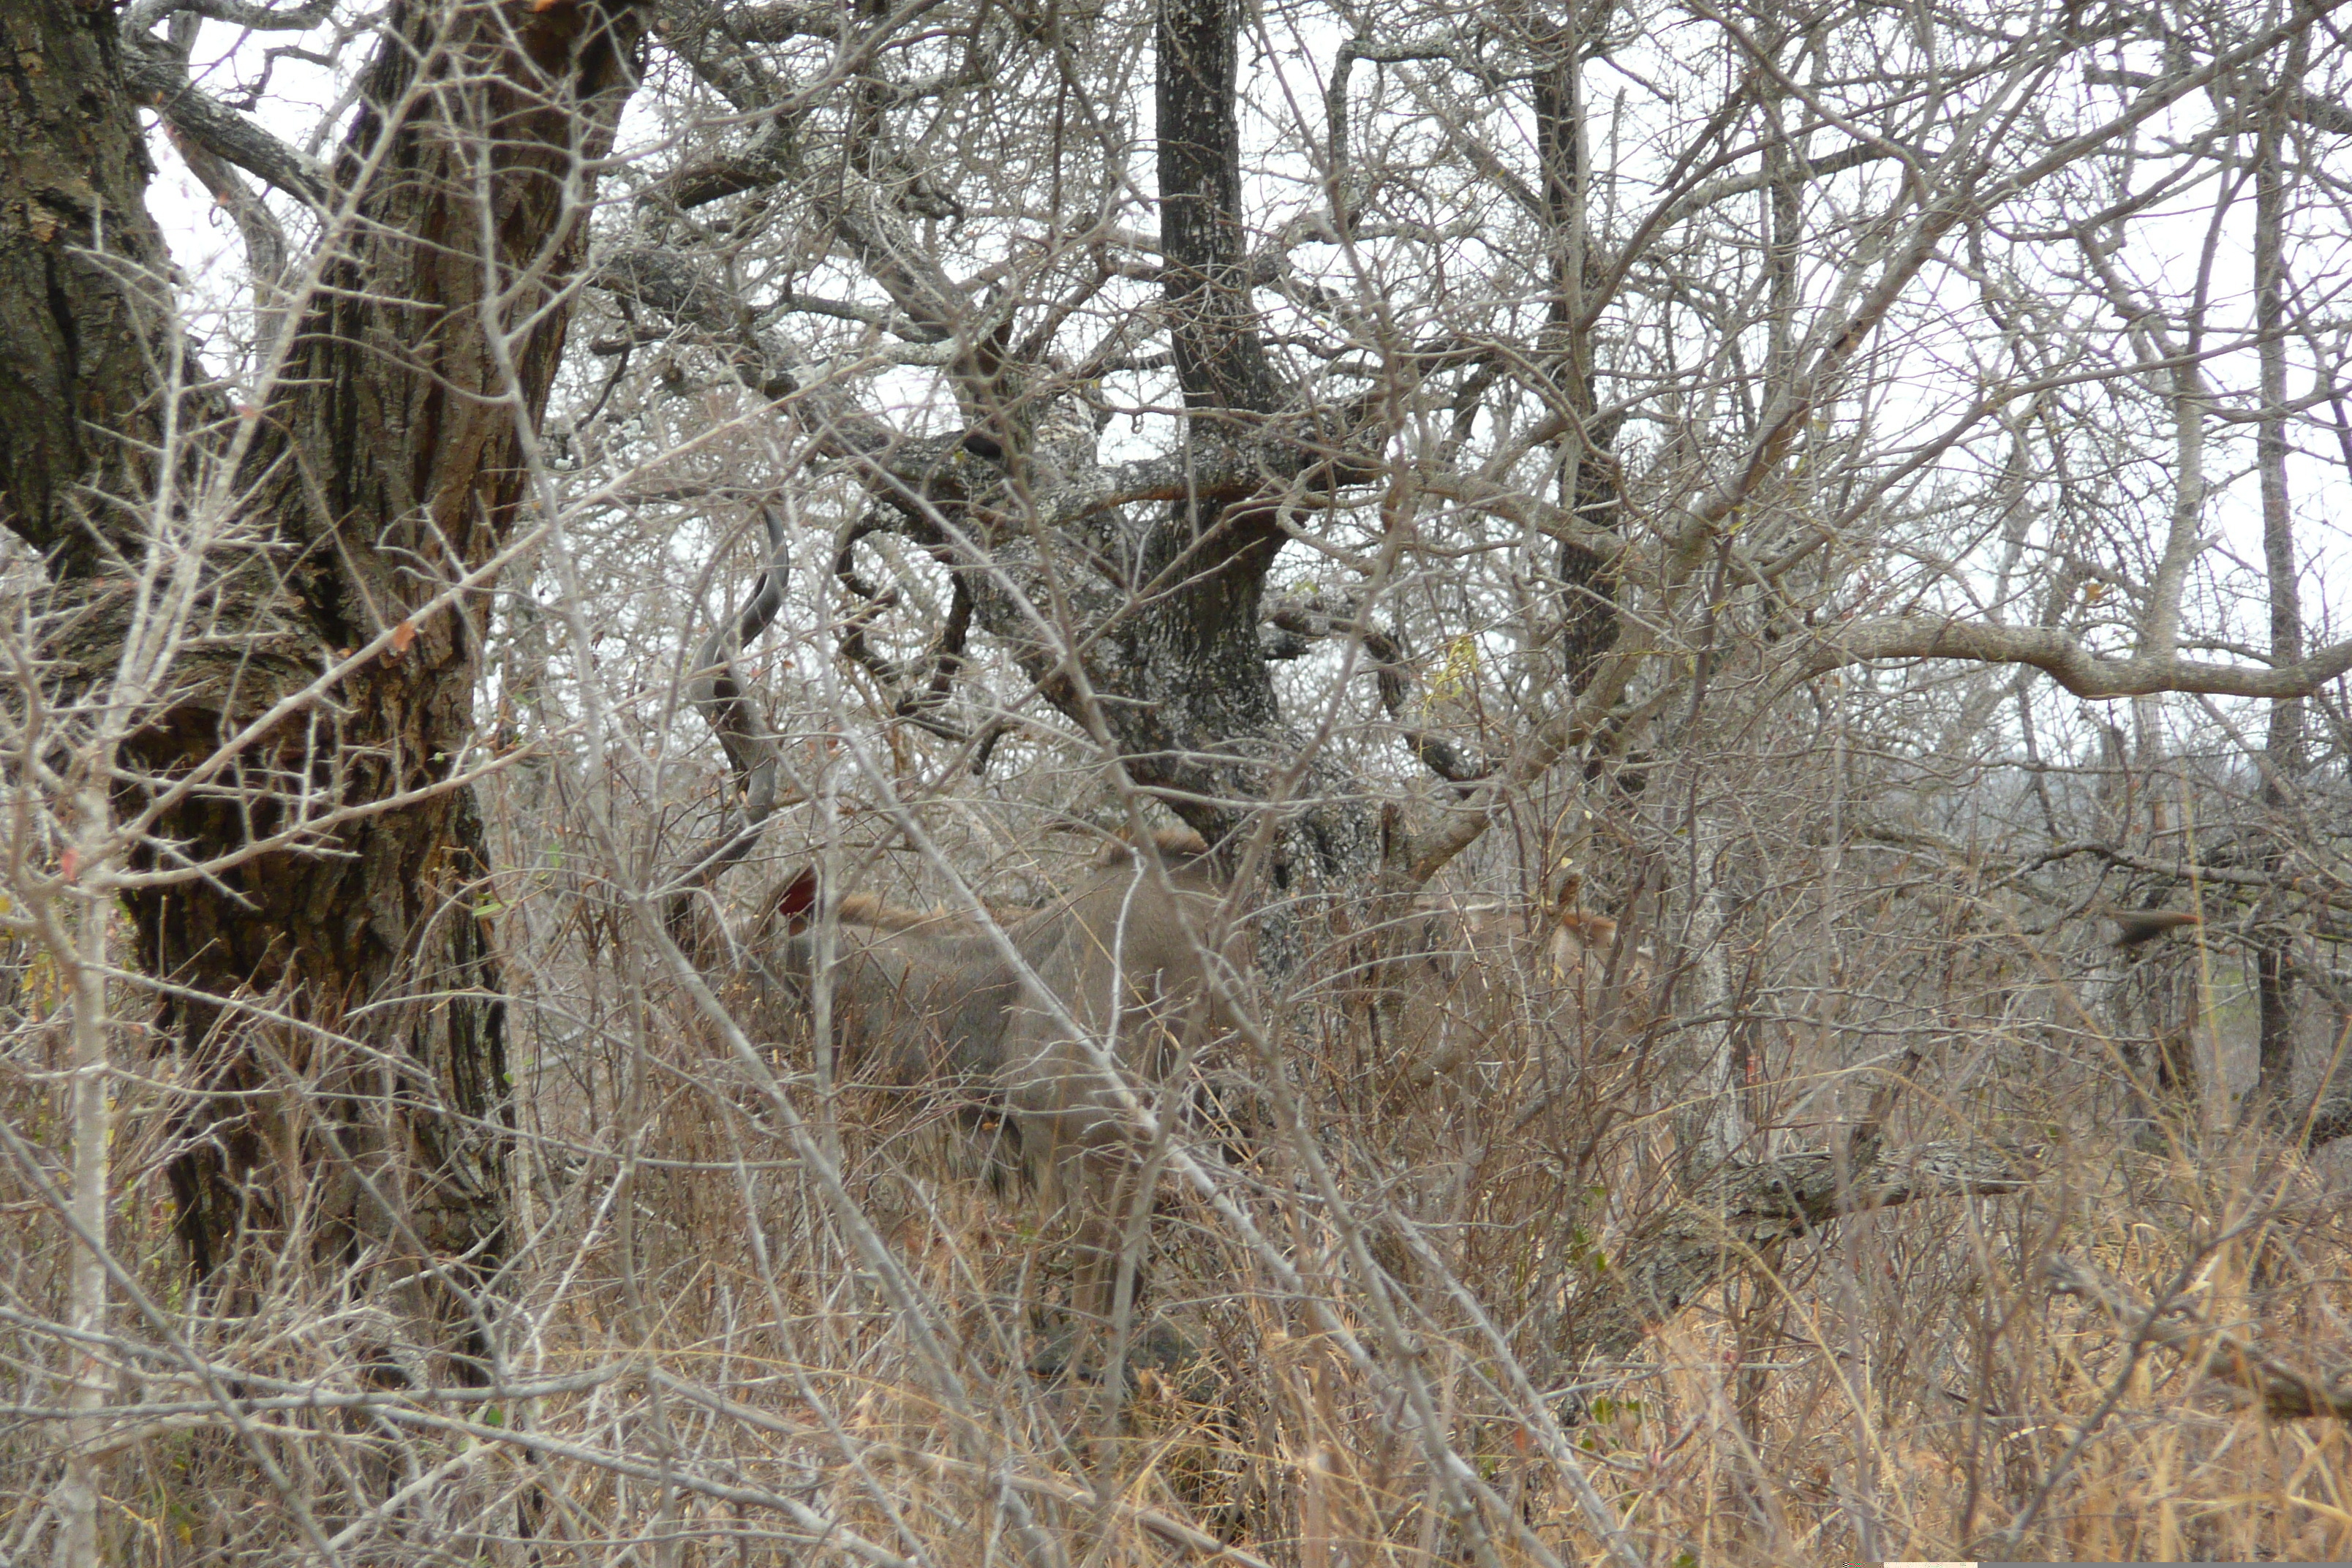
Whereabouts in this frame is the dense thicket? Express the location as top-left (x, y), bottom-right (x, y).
top-left (0, 0), bottom-right (2348, 1558)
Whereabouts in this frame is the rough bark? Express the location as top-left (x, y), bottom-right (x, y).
top-left (938, 446), bottom-right (1385, 938)
top-left (1665, 812), bottom-right (1747, 1182)
top-left (1090, 0), bottom-right (1388, 909)
top-left (0, 0), bottom-right (645, 1371)
top-left (121, 29), bottom-right (328, 206)
top-left (1553, 1139), bottom-right (2032, 1371)
top-left (1156, 0), bottom-right (1275, 418)
top-left (0, 0), bottom-right (178, 576)
top-left (2048, 1252), bottom-right (2352, 1421)
top-left (1531, 10), bottom-right (1624, 690)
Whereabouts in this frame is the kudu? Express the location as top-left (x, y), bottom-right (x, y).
top-left (665, 513), bottom-right (1239, 1360)
top-left (1376, 882), bottom-right (1654, 1101)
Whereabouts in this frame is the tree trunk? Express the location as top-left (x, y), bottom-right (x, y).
top-left (2253, 72), bottom-right (2304, 1124)
top-left (1531, 10), bottom-right (1624, 690)
top-left (0, 0), bottom-right (644, 1373)
top-left (0, 0), bottom-right (177, 574)
top-left (948, 0), bottom-right (1383, 931)
top-left (1667, 813), bottom-right (1748, 1182)
top-left (1157, 0), bottom-right (1275, 419)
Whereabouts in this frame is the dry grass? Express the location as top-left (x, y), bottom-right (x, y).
top-left (1, 894), bottom-right (2348, 1567)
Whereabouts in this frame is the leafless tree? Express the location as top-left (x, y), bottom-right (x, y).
top-left (3, 0), bottom-right (2352, 1558)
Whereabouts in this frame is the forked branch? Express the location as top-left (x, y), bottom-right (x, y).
top-left (2047, 1251), bottom-right (2352, 1420)
top-left (1558, 1139), bottom-right (2035, 1368)
top-left (668, 506), bottom-right (794, 927)
top-left (121, 31), bottom-right (328, 206)
top-left (1262, 595), bottom-right (1491, 785)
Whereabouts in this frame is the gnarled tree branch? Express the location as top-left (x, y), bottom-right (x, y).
top-left (669, 505), bottom-right (797, 913)
top-left (1803, 615), bottom-right (2352, 699)
top-left (2048, 1251), bottom-right (2352, 1420)
top-left (121, 31), bottom-right (327, 206)
top-left (1558, 1139), bottom-right (2035, 1368)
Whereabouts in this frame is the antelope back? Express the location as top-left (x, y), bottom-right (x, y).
top-left (995, 831), bottom-right (1232, 1147)
top-left (747, 886), bottom-right (1009, 1089)
top-left (1379, 894), bottom-right (1654, 1096)
top-left (750, 830), bottom-right (1234, 1131)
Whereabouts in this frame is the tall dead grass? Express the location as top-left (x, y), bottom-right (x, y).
top-left (1, 881), bottom-right (2347, 1567)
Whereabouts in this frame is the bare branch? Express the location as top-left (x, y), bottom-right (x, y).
top-left (668, 505), bottom-right (797, 912)
top-left (1802, 615), bottom-right (2352, 699)
top-left (121, 0), bottom-right (332, 35)
top-left (121, 31), bottom-right (326, 206)
top-left (1560, 1141), bottom-right (2036, 1367)
top-left (2047, 1253), bottom-right (2352, 1420)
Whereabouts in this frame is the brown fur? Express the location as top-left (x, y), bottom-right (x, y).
top-left (1376, 894), bottom-right (1654, 1099)
top-left (833, 891), bottom-right (990, 933)
top-left (1092, 826), bottom-right (1213, 868)
top-left (745, 834), bottom-right (1240, 1331)
top-left (1548, 910), bottom-right (1624, 976)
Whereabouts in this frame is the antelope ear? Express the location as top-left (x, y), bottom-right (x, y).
top-left (1550, 869), bottom-right (1584, 913)
top-left (772, 867), bottom-right (820, 932)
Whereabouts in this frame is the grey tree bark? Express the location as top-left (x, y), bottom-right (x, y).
top-left (2253, 58), bottom-right (2307, 1125)
top-left (0, 0), bottom-right (646, 1372)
